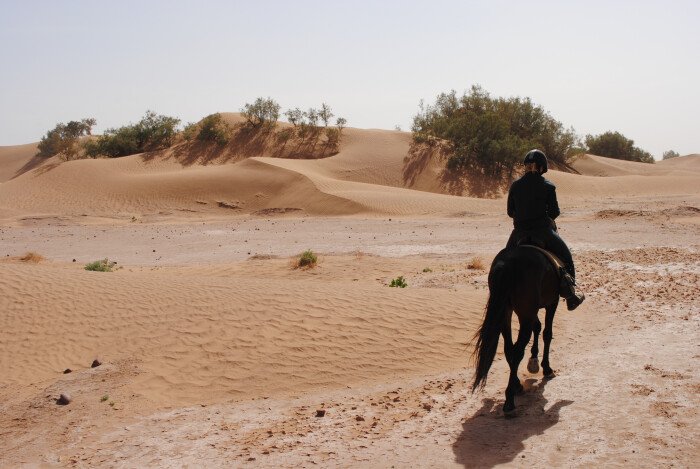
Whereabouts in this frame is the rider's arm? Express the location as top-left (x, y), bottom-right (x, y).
top-left (546, 183), bottom-right (560, 220)
top-left (507, 187), bottom-right (514, 218)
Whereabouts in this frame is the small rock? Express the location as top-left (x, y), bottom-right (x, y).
top-left (57, 393), bottom-right (72, 405)
top-left (355, 415), bottom-right (365, 421)
top-left (91, 359), bottom-right (101, 368)
top-left (315, 409), bottom-right (326, 417)
top-left (72, 259), bottom-right (76, 262)
top-left (422, 403), bottom-right (432, 411)
top-left (63, 368), bottom-right (72, 374)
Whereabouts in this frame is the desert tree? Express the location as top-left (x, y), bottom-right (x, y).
top-left (319, 103), bottom-right (334, 127)
top-left (241, 97), bottom-right (281, 128)
top-left (662, 149), bottom-right (680, 160)
top-left (37, 118), bottom-right (96, 158)
top-left (284, 108), bottom-right (304, 127)
top-left (584, 131), bottom-right (654, 163)
top-left (412, 85), bottom-right (584, 177)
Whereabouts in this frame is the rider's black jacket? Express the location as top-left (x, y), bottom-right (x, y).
top-left (507, 172), bottom-right (560, 230)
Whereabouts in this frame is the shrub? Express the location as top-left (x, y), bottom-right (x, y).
top-left (297, 249), bottom-right (318, 268)
top-left (19, 252), bottom-right (44, 263)
top-left (182, 122), bottom-right (198, 141)
top-left (584, 131), bottom-right (654, 163)
top-left (319, 103), bottom-right (334, 127)
top-left (422, 267), bottom-right (432, 273)
top-left (85, 111), bottom-right (180, 158)
top-left (284, 108), bottom-right (304, 127)
top-left (412, 86), bottom-right (579, 177)
top-left (389, 276), bottom-right (407, 288)
top-left (84, 258), bottom-right (116, 272)
top-left (242, 97), bottom-right (281, 127)
top-left (37, 118), bottom-right (96, 158)
top-left (662, 150), bottom-right (680, 160)
top-left (467, 257), bottom-right (485, 270)
top-left (196, 113), bottom-right (231, 145)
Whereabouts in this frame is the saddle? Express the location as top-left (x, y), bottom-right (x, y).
top-left (518, 244), bottom-right (576, 298)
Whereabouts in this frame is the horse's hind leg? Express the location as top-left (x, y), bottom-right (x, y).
top-left (528, 317), bottom-right (541, 374)
top-left (541, 303), bottom-right (557, 379)
top-left (504, 317), bottom-right (534, 416)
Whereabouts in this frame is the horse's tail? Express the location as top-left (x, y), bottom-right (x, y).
top-left (471, 256), bottom-right (514, 392)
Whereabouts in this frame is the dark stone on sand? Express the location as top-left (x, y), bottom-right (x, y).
top-left (57, 393), bottom-right (72, 405)
top-left (315, 409), bottom-right (326, 417)
top-left (63, 368), bottom-right (72, 374)
top-left (91, 359), bottom-right (102, 368)
top-left (72, 259), bottom-right (76, 262)
top-left (355, 415), bottom-right (365, 421)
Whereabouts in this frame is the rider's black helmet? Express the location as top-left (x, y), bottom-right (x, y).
top-left (523, 149), bottom-right (548, 173)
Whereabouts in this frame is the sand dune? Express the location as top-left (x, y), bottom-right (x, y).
top-left (0, 143), bottom-right (38, 182)
top-left (1, 123), bottom-right (698, 221)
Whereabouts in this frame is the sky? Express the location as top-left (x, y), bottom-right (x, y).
top-left (0, 0), bottom-right (698, 158)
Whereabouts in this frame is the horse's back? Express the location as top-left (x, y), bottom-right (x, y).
top-left (489, 247), bottom-right (559, 308)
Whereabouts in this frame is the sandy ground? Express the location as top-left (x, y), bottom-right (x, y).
top-left (0, 128), bottom-right (698, 467)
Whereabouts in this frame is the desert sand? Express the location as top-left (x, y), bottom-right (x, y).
top-left (0, 120), bottom-right (698, 468)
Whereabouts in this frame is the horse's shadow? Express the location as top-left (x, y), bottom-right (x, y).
top-left (452, 378), bottom-right (573, 468)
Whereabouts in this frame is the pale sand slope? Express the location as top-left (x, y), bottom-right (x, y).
top-left (0, 143), bottom-right (38, 182)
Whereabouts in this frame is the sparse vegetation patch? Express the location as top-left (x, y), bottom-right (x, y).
top-left (19, 252), bottom-right (45, 263)
top-left (296, 250), bottom-right (318, 269)
top-left (389, 276), bottom-right (407, 288)
top-left (84, 258), bottom-right (117, 272)
top-left (467, 257), bottom-right (485, 270)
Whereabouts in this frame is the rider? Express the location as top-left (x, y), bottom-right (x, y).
top-left (505, 149), bottom-right (585, 311)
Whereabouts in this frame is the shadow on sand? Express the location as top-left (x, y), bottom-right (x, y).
top-left (453, 378), bottom-right (573, 468)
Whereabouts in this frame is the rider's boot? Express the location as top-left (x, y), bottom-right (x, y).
top-left (560, 265), bottom-right (585, 311)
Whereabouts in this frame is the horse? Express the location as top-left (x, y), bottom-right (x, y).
top-left (471, 245), bottom-right (561, 416)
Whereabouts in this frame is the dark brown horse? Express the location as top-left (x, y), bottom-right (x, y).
top-left (471, 245), bottom-right (560, 416)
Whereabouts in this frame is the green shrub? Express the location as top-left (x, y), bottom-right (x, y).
top-left (389, 276), bottom-right (407, 288)
top-left (319, 103), bottom-right (334, 127)
top-left (84, 111), bottom-right (180, 158)
top-left (662, 150), bottom-right (680, 160)
top-left (422, 267), bottom-right (432, 273)
top-left (37, 118), bottom-right (96, 158)
top-left (284, 108), bottom-right (304, 127)
top-left (242, 97), bottom-right (280, 127)
top-left (584, 131), bottom-right (654, 163)
top-left (297, 249), bottom-right (318, 268)
top-left (84, 258), bottom-right (116, 272)
top-left (196, 113), bottom-right (231, 145)
top-left (412, 86), bottom-right (579, 177)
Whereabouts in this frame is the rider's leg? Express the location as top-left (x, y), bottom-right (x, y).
top-left (543, 229), bottom-right (575, 279)
top-left (543, 229), bottom-right (585, 310)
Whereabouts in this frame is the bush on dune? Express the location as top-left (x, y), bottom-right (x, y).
top-left (37, 118), bottom-right (96, 158)
top-left (185, 113), bottom-right (232, 145)
top-left (584, 131), bottom-right (654, 163)
top-left (412, 85), bottom-right (580, 178)
top-left (242, 97), bottom-right (281, 128)
top-left (84, 111), bottom-right (180, 158)
top-left (662, 150), bottom-right (680, 160)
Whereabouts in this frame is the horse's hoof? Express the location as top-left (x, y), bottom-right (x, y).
top-left (543, 369), bottom-right (556, 379)
top-left (527, 357), bottom-right (540, 374)
top-left (503, 405), bottom-right (516, 418)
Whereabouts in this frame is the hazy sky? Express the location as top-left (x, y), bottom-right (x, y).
top-left (1, 0), bottom-right (698, 158)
